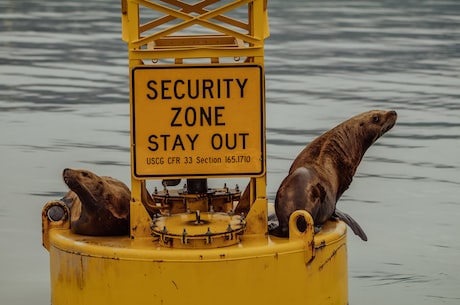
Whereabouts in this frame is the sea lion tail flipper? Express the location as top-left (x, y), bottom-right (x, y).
top-left (333, 208), bottom-right (368, 241)
top-left (267, 211), bottom-right (279, 232)
top-left (269, 225), bottom-right (289, 237)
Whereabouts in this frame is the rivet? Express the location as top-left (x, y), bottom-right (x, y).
top-left (206, 227), bottom-right (212, 244)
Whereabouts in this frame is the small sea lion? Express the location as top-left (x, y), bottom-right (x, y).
top-left (272, 110), bottom-right (397, 240)
top-left (62, 168), bottom-right (131, 236)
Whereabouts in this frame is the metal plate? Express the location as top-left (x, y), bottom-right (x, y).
top-left (131, 64), bottom-right (265, 178)
top-left (151, 211), bottom-right (246, 248)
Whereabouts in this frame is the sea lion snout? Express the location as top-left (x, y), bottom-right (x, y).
top-left (63, 168), bottom-right (91, 190)
top-left (62, 168), bottom-right (74, 187)
top-left (381, 110), bottom-right (397, 134)
top-left (384, 110), bottom-right (397, 123)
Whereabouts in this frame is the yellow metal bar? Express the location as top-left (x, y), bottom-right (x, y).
top-left (121, 0), bottom-right (129, 42)
top-left (126, 0), bottom-right (140, 47)
top-left (131, 28), bottom-right (260, 50)
top-left (131, 0), bottom-right (259, 49)
top-left (194, 0), bottom-right (253, 23)
top-left (140, 1), bottom-right (249, 34)
top-left (129, 46), bottom-right (263, 59)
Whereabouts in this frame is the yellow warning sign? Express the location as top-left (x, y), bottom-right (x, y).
top-left (131, 64), bottom-right (264, 178)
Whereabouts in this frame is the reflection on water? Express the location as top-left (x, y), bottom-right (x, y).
top-left (1, 0), bottom-right (459, 304)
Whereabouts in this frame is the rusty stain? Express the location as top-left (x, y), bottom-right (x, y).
top-left (318, 243), bottom-right (346, 271)
top-left (317, 240), bottom-right (326, 249)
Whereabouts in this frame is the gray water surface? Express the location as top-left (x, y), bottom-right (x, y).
top-left (1, 0), bottom-right (459, 304)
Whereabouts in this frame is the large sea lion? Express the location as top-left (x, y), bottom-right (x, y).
top-left (61, 168), bottom-right (131, 236)
top-left (272, 110), bottom-right (397, 240)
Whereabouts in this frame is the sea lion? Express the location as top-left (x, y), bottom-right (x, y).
top-left (272, 110), bottom-right (397, 240)
top-left (62, 168), bottom-right (131, 236)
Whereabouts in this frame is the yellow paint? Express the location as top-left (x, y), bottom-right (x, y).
top-left (43, 211), bottom-right (347, 305)
top-left (42, 2), bottom-right (349, 305)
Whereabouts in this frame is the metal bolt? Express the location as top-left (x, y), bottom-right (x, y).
top-left (206, 227), bottom-right (212, 244)
top-left (182, 228), bottom-right (187, 244)
top-left (240, 213), bottom-right (245, 225)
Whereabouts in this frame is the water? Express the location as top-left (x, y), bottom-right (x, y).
top-left (1, 0), bottom-right (459, 304)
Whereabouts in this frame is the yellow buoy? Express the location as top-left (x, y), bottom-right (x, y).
top-left (42, 1), bottom-right (349, 304)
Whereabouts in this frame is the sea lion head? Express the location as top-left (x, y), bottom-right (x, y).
top-left (63, 168), bottom-right (102, 206)
top-left (356, 110), bottom-right (397, 149)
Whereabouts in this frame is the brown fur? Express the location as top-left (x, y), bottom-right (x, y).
top-left (62, 168), bottom-right (131, 236)
top-left (273, 110), bottom-right (397, 239)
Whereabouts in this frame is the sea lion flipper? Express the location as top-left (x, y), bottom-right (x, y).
top-left (333, 208), bottom-right (368, 241)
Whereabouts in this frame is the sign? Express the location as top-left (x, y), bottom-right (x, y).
top-left (131, 65), bottom-right (265, 178)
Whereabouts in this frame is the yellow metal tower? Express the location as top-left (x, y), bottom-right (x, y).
top-left (123, 0), bottom-right (270, 240)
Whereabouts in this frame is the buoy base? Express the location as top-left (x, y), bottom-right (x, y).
top-left (45, 220), bottom-right (348, 305)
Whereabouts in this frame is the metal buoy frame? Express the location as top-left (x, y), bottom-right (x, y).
top-left (41, 1), bottom-right (349, 304)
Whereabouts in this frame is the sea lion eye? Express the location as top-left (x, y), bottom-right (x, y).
top-left (372, 115), bottom-right (380, 123)
top-left (81, 172), bottom-right (89, 177)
